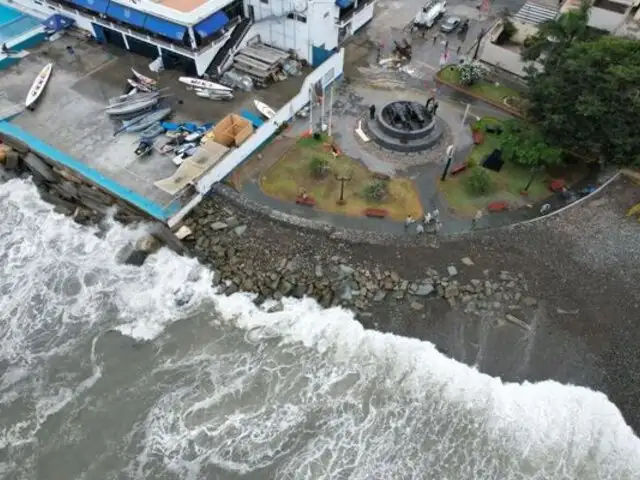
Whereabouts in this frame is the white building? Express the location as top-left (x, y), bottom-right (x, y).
top-left (1, 0), bottom-right (375, 75)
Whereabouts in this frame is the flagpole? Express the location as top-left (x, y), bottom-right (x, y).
top-left (309, 86), bottom-right (313, 135)
top-left (320, 85), bottom-right (325, 133)
top-left (328, 85), bottom-right (334, 137)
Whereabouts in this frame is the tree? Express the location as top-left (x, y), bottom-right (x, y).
top-left (498, 8), bottom-right (517, 44)
top-left (521, 0), bottom-right (591, 64)
top-left (526, 36), bottom-right (640, 166)
top-left (465, 168), bottom-right (494, 196)
top-left (500, 119), bottom-right (563, 169)
top-left (458, 62), bottom-right (485, 86)
top-left (309, 156), bottom-right (329, 178)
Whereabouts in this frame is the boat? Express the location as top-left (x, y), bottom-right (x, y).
top-left (254, 99), bottom-right (276, 120)
top-left (194, 89), bottom-right (233, 100)
top-left (139, 122), bottom-right (165, 140)
top-left (134, 140), bottom-right (153, 157)
top-left (108, 90), bottom-right (160, 106)
top-left (25, 63), bottom-right (53, 108)
top-left (131, 68), bottom-right (157, 86)
top-left (105, 97), bottom-right (159, 117)
top-left (124, 108), bottom-right (172, 133)
top-left (178, 76), bottom-right (232, 92)
top-left (127, 79), bottom-right (154, 93)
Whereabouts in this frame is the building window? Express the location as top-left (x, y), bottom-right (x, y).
top-left (324, 11), bottom-right (329, 18)
top-left (287, 13), bottom-right (307, 23)
top-left (260, 0), bottom-right (268, 3)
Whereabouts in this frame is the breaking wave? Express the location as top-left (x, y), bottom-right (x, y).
top-left (0, 178), bottom-right (638, 479)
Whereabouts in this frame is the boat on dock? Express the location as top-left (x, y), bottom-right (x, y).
top-left (105, 97), bottom-right (159, 117)
top-left (127, 79), bottom-right (155, 93)
top-left (25, 63), bottom-right (53, 109)
top-left (194, 89), bottom-right (233, 101)
top-left (131, 68), bottom-right (157, 86)
top-left (179, 76), bottom-right (232, 92)
top-left (254, 99), bottom-right (276, 120)
top-left (123, 107), bottom-right (172, 134)
top-left (139, 122), bottom-right (165, 140)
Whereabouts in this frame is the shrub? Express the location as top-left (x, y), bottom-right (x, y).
top-left (467, 157), bottom-right (478, 168)
top-left (363, 180), bottom-right (388, 201)
top-left (465, 168), bottom-right (493, 196)
top-left (309, 156), bottom-right (329, 178)
top-left (458, 62), bottom-right (485, 86)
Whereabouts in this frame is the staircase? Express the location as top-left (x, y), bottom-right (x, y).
top-left (513, 1), bottom-right (559, 25)
top-left (208, 17), bottom-right (253, 77)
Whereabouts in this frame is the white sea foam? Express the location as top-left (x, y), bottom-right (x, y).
top-left (1, 178), bottom-right (640, 479)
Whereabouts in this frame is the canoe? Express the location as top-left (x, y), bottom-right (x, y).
top-left (127, 79), bottom-right (154, 93)
top-left (131, 68), bottom-right (157, 86)
top-left (108, 90), bottom-right (160, 106)
top-left (254, 99), bottom-right (276, 120)
top-left (139, 122), bottom-right (165, 140)
top-left (179, 76), bottom-right (232, 92)
top-left (125, 107), bottom-right (172, 133)
top-left (195, 89), bottom-right (233, 100)
top-left (25, 63), bottom-right (53, 108)
top-left (105, 97), bottom-right (159, 116)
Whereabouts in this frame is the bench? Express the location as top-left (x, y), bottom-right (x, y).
top-left (364, 208), bottom-right (388, 218)
top-left (488, 201), bottom-right (508, 212)
top-left (296, 196), bottom-right (315, 206)
top-left (472, 130), bottom-right (485, 145)
top-left (355, 120), bottom-right (370, 143)
top-left (549, 179), bottom-right (566, 192)
top-left (450, 164), bottom-right (468, 176)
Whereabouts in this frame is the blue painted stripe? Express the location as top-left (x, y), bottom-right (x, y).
top-left (240, 109), bottom-right (264, 128)
top-left (69, 0), bottom-right (110, 15)
top-left (144, 15), bottom-right (187, 41)
top-left (0, 121), bottom-right (178, 221)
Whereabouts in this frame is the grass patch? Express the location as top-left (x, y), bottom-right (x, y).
top-left (438, 65), bottom-right (522, 108)
top-left (260, 136), bottom-right (423, 220)
top-left (440, 117), bottom-right (586, 217)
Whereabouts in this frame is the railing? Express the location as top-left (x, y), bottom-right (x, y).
top-left (167, 48), bottom-right (346, 227)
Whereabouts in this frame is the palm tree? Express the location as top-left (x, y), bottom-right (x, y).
top-left (521, 0), bottom-right (591, 63)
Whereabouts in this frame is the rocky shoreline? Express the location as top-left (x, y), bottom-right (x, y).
top-left (182, 196), bottom-right (539, 329)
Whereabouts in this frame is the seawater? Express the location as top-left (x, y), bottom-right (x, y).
top-left (0, 178), bottom-right (639, 480)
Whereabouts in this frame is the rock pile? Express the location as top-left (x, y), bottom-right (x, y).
top-left (183, 198), bottom-right (538, 329)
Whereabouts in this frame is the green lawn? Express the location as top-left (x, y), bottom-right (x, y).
top-left (260, 135), bottom-right (424, 220)
top-left (439, 117), bottom-right (555, 217)
top-left (438, 66), bottom-right (522, 109)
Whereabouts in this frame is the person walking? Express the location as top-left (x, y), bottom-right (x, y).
top-left (472, 209), bottom-right (483, 229)
top-left (456, 45), bottom-right (462, 56)
top-left (432, 35), bottom-right (438, 46)
top-left (404, 215), bottom-right (414, 231)
top-left (432, 208), bottom-right (440, 222)
top-left (369, 104), bottom-right (376, 120)
top-left (416, 223), bottom-right (425, 235)
top-left (424, 212), bottom-right (432, 225)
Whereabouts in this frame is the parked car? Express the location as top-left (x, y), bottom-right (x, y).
top-left (440, 15), bottom-right (462, 33)
top-left (414, 0), bottom-right (447, 29)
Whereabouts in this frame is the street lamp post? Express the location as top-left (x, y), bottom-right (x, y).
top-left (441, 145), bottom-right (455, 181)
top-left (473, 28), bottom-right (486, 60)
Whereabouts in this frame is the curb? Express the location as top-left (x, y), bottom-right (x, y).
top-left (434, 68), bottom-right (524, 118)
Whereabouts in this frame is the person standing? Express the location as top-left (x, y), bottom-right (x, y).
top-left (456, 45), bottom-right (462, 56)
top-left (433, 35), bottom-right (438, 46)
top-left (472, 209), bottom-right (483, 229)
top-left (369, 104), bottom-right (376, 120)
top-left (404, 215), bottom-right (414, 231)
top-left (416, 223), bottom-right (425, 235)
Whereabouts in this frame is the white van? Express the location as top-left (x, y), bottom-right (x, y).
top-left (414, 0), bottom-right (447, 29)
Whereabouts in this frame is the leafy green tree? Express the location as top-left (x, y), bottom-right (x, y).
top-left (500, 119), bottom-right (563, 169)
top-left (309, 156), bottom-right (329, 178)
top-left (498, 8), bottom-right (517, 44)
top-left (526, 36), bottom-right (640, 166)
top-left (458, 62), bottom-right (485, 86)
top-left (465, 168), bottom-right (493, 196)
top-left (521, 0), bottom-right (591, 64)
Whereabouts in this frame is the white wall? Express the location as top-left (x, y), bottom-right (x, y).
top-left (351, 2), bottom-right (374, 34)
top-left (589, 7), bottom-right (625, 31)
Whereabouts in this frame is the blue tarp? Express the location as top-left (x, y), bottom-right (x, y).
top-left (144, 15), bottom-right (186, 41)
top-left (194, 11), bottom-right (229, 38)
top-left (69, 0), bottom-right (110, 15)
top-left (106, 3), bottom-right (147, 28)
top-left (335, 0), bottom-right (355, 8)
top-left (42, 14), bottom-right (74, 32)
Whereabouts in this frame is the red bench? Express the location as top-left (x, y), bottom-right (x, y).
top-left (472, 130), bottom-right (485, 145)
top-left (488, 201), bottom-right (508, 212)
top-left (549, 179), bottom-right (566, 192)
top-left (450, 164), bottom-right (468, 176)
top-left (364, 208), bottom-right (388, 218)
top-left (296, 196), bottom-right (316, 206)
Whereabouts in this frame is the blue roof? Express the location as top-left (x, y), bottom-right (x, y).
top-left (42, 14), bottom-right (74, 32)
top-left (335, 0), bottom-right (355, 8)
top-left (144, 15), bottom-right (187, 41)
top-left (0, 121), bottom-right (178, 221)
top-left (194, 11), bottom-right (229, 38)
top-left (106, 2), bottom-right (147, 28)
top-left (68, 0), bottom-right (110, 15)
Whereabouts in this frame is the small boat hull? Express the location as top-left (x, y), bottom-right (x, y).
top-left (25, 63), bottom-right (53, 108)
top-left (179, 76), bottom-right (232, 92)
top-left (254, 99), bottom-right (276, 120)
top-left (131, 68), bottom-right (157, 86)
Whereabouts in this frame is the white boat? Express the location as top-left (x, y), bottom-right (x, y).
top-left (194, 89), bottom-right (233, 101)
top-left (25, 63), bottom-right (53, 108)
top-left (254, 99), bottom-right (276, 120)
top-left (131, 68), bottom-right (157, 86)
top-left (179, 76), bottom-right (232, 92)
top-left (127, 79), bottom-right (154, 92)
